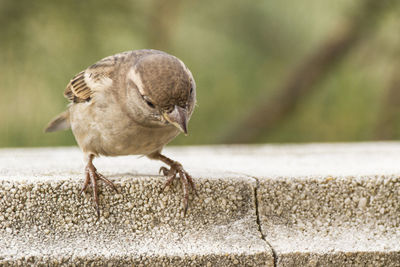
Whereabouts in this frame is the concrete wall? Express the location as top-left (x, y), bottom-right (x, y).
top-left (1, 143), bottom-right (399, 266)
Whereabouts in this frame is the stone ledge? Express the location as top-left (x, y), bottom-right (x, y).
top-left (258, 175), bottom-right (400, 265)
top-left (1, 143), bottom-right (400, 266)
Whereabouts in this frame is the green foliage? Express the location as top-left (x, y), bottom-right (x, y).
top-left (0, 0), bottom-right (399, 147)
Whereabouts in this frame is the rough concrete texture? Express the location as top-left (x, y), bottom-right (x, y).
top-left (259, 177), bottom-right (400, 266)
top-left (0, 143), bottom-right (400, 266)
top-left (252, 143), bottom-right (400, 267)
top-left (0, 147), bottom-right (272, 266)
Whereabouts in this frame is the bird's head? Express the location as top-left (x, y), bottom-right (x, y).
top-left (126, 53), bottom-right (196, 134)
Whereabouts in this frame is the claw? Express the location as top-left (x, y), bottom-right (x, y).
top-left (184, 200), bottom-right (188, 216)
top-left (97, 171), bottom-right (118, 193)
top-left (185, 171), bottom-right (198, 197)
top-left (159, 166), bottom-right (169, 176)
top-left (81, 163), bottom-right (117, 217)
top-left (95, 206), bottom-right (100, 219)
top-left (88, 167), bottom-right (99, 215)
top-left (158, 161), bottom-right (197, 215)
top-left (80, 170), bottom-right (90, 194)
top-left (161, 172), bottom-right (176, 193)
top-left (179, 170), bottom-right (189, 214)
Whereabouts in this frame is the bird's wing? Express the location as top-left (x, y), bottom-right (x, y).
top-left (64, 53), bottom-right (128, 103)
top-left (64, 70), bottom-right (90, 102)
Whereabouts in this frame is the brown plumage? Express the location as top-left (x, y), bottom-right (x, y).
top-left (136, 54), bottom-right (192, 109)
top-left (45, 49), bottom-right (197, 216)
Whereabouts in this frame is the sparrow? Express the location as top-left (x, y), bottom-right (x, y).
top-left (45, 49), bottom-right (197, 216)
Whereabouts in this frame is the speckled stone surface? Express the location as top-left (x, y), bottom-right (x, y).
top-left (0, 147), bottom-right (272, 266)
top-left (1, 143), bottom-right (400, 266)
top-left (258, 175), bottom-right (400, 266)
top-left (253, 143), bottom-right (400, 267)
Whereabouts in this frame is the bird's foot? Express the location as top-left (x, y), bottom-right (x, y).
top-left (81, 164), bottom-right (118, 217)
top-left (159, 162), bottom-right (197, 215)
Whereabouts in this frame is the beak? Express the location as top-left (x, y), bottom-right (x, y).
top-left (163, 106), bottom-right (188, 135)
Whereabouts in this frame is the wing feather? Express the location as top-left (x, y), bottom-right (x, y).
top-left (64, 71), bottom-right (89, 102)
top-left (63, 53), bottom-right (130, 103)
top-left (63, 50), bottom-right (162, 103)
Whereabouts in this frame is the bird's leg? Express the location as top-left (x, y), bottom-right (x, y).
top-left (148, 152), bottom-right (197, 215)
top-left (81, 154), bottom-right (117, 217)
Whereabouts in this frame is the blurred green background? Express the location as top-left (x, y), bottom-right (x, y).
top-left (1, 0), bottom-right (400, 148)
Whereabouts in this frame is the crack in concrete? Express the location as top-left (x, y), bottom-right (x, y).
top-left (230, 172), bottom-right (278, 267)
top-left (252, 176), bottom-right (278, 267)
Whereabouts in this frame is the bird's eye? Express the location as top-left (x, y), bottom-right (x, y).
top-left (145, 99), bottom-right (155, 108)
top-left (190, 87), bottom-right (193, 95)
top-left (142, 95), bottom-right (155, 108)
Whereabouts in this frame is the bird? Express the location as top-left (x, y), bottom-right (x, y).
top-left (45, 49), bottom-right (197, 216)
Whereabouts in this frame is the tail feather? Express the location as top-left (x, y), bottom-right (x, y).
top-left (44, 110), bottom-right (71, 133)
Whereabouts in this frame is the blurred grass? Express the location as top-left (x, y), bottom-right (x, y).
top-left (0, 0), bottom-right (399, 147)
